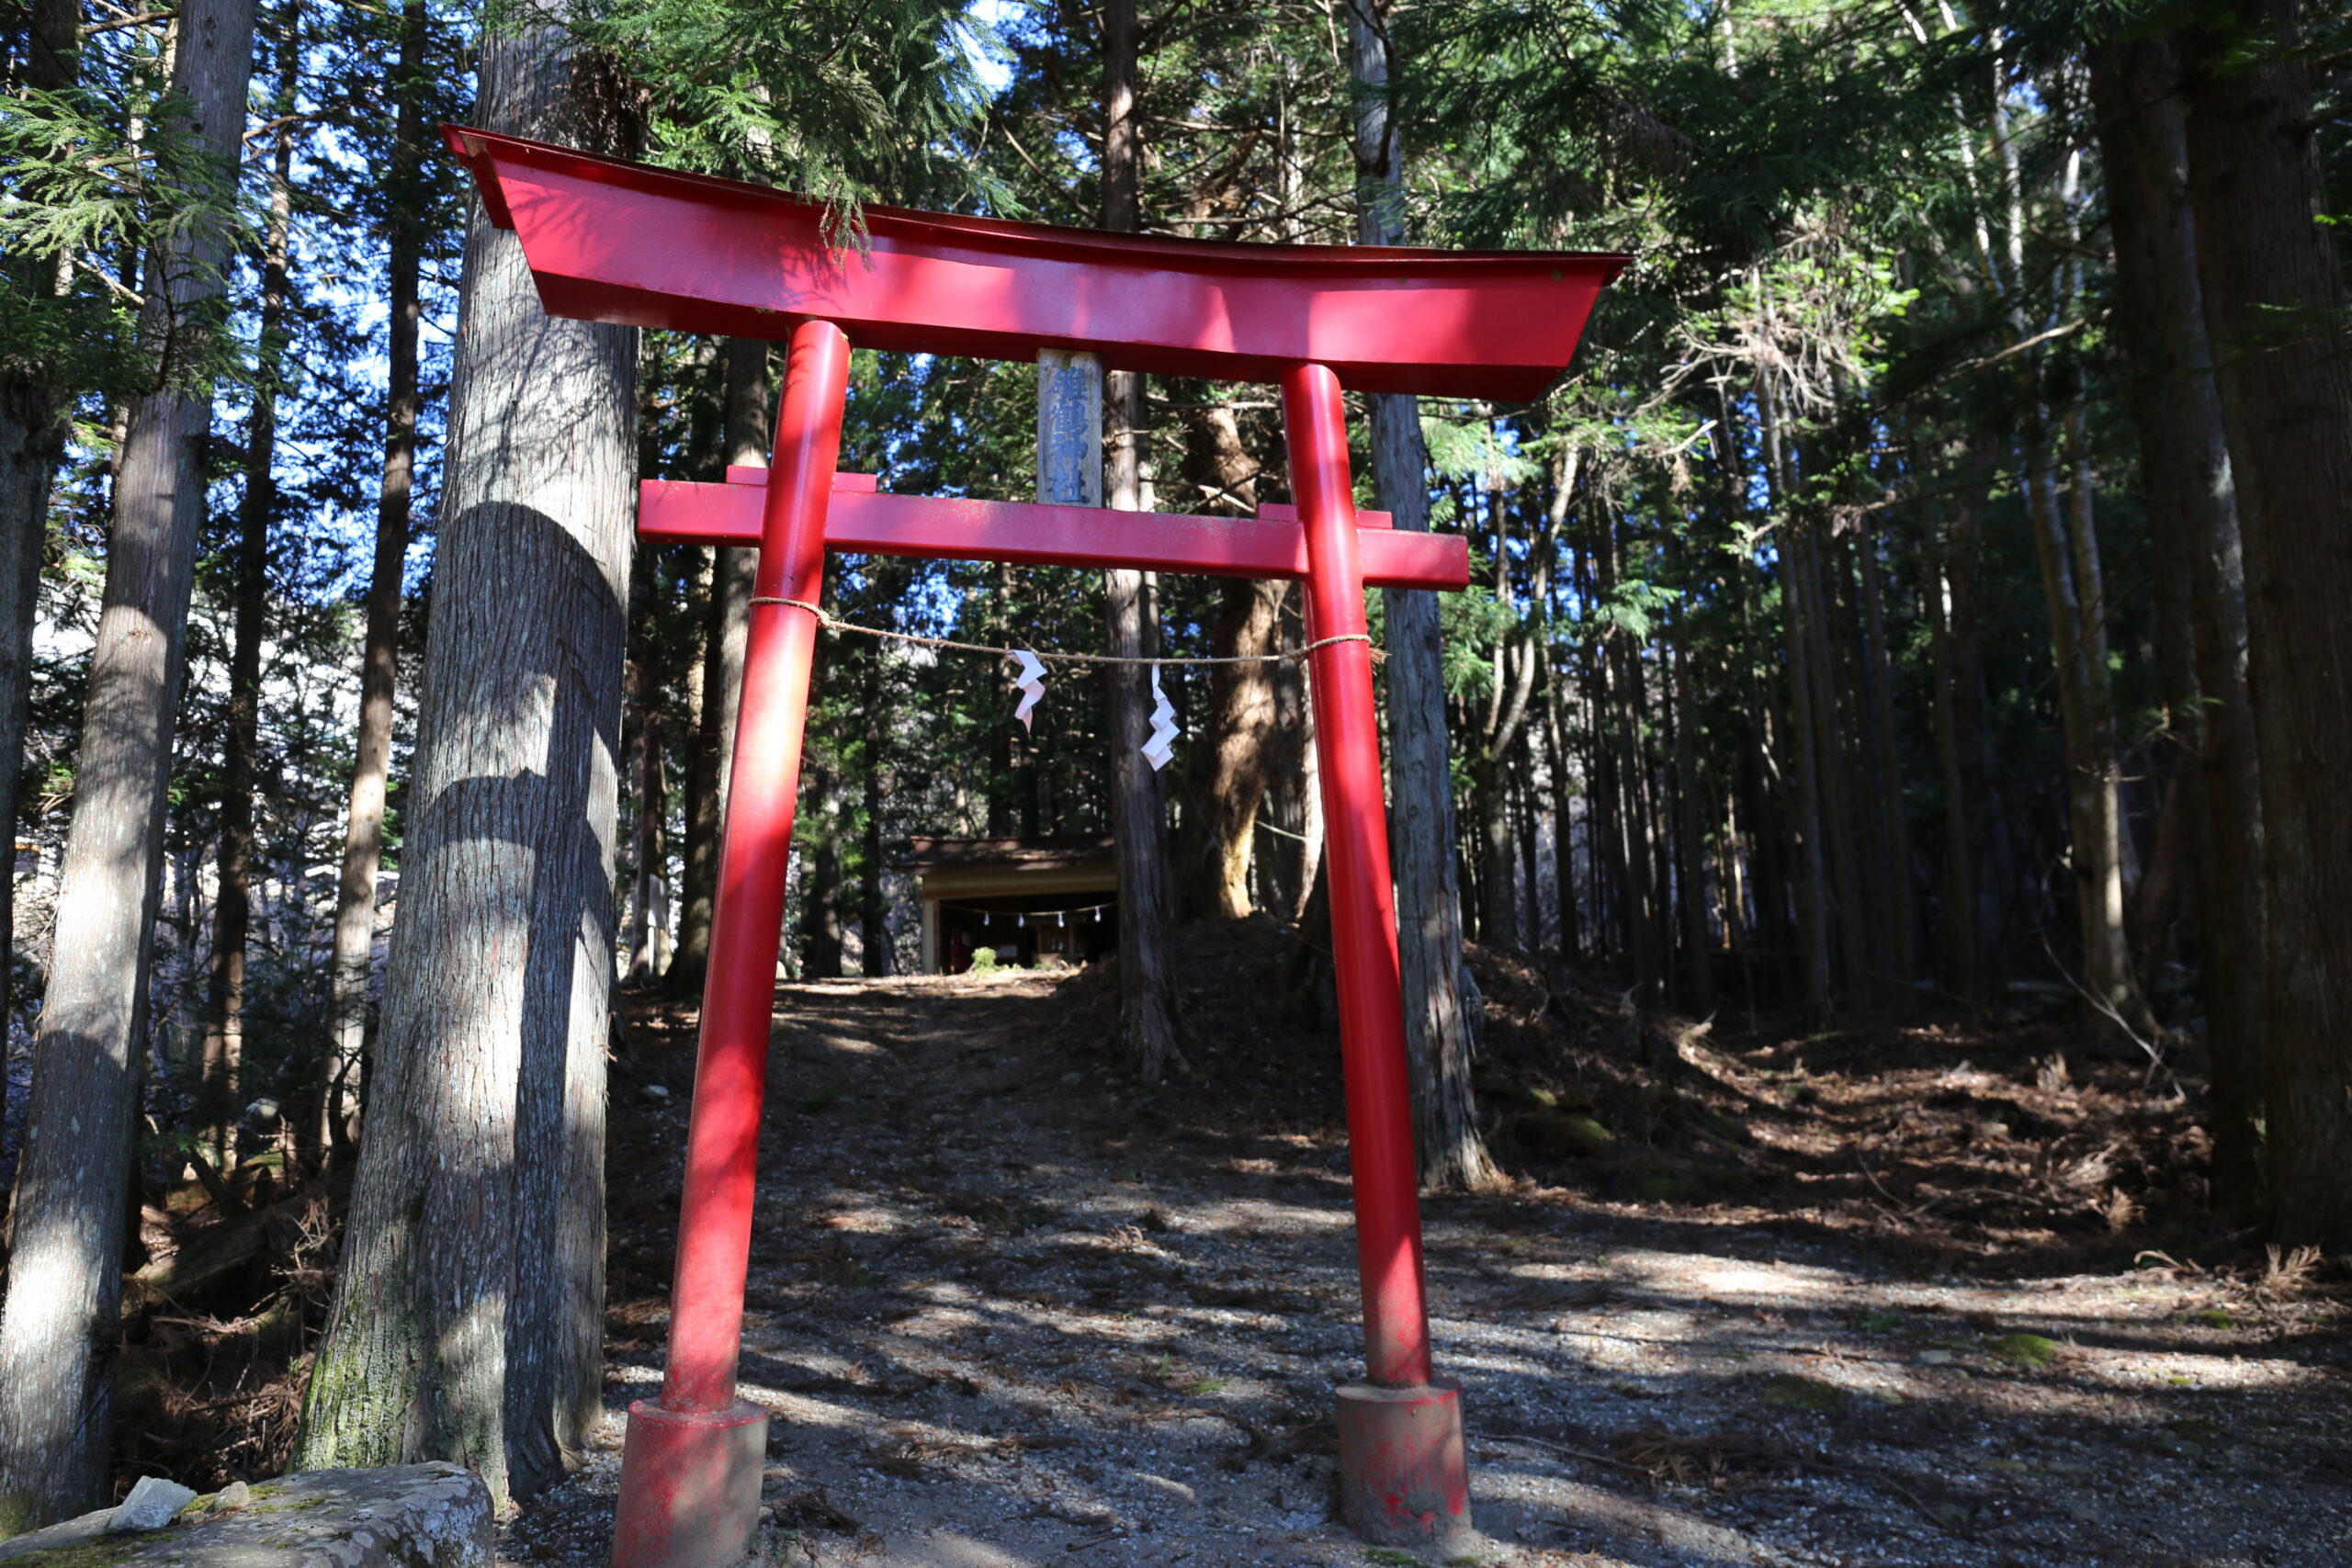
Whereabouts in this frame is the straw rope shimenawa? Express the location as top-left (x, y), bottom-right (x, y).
top-left (752, 597), bottom-right (1385, 667)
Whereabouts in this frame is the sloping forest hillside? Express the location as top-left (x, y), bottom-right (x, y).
top-left (0, 0), bottom-right (2348, 1554)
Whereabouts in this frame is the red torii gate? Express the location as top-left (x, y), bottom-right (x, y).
top-left (445, 127), bottom-right (1622, 1564)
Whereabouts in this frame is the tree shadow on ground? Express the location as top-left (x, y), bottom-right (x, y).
top-left (538, 933), bottom-right (2348, 1568)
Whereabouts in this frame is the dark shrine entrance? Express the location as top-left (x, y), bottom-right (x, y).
top-left (894, 835), bottom-right (1119, 973)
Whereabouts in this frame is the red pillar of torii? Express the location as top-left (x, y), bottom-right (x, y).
top-left (445, 127), bottom-right (1623, 1563)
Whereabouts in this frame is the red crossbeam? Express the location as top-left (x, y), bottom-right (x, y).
top-left (639, 476), bottom-right (1470, 591)
top-left (443, 126), bottom-right (1625, 400)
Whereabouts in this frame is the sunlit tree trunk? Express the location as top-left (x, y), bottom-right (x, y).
top-left (624, 576), bottom-right (669, 982)
top-left (1095, 0), bottom-right (1182, 1081)
top-left (1468, 476), bottom-right (1538, 950)
top-left (328, 0), bottom-right (431, 1154)
top-left (205, 9), bottom-right (299, 1163)
top-left (1990, 61), bottom-right (2155, 1040)
top-left (2020, 388), bottom-right (2154, 1039)
top-left (1577, 537), bottom-right (1628, 978)
top-left (1943, 463), bottom-right (2015, 983)
top-left (1713, 396), bottom-right (1792, 1001)
top-left (0, 0), bottom-right (254, 1526)
top-left (673, 339), bottom-right (764, 990)
top-left (1181, 405), bottom-right (1282, 919)
top-left (1349, 0), bottom-right (1492, 1189)
top-left (295, 17), bottom-right (629, 1505)
top-left (800, 761), bottom-right (844, 979)
top-left (1281, 618), bottom-right (1322, 923)
top-left (673, 548), bottom-right (711, 954)
top-left (0, 0), bottom-right (81, 1030)
top-left (1598, 511), bottom-right (1662, 1005)
top-left (1514, 754), bottom-right (1541, 945)
top-left (858, 635), bottom-right (892, 976)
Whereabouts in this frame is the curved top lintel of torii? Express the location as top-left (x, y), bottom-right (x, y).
top-left (442, 124), bottom-right (1626, 404)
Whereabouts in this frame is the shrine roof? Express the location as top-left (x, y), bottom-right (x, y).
top-left (444, 127), bottom-right (1627, 401)
top-left (892, 836), bottom-right (1116, 873)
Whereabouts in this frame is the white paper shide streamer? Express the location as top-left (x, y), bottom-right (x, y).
top-left (1011, 649), bottom-right (1047, 731)
top-left (1142, 665), bottom-right (1180, 771)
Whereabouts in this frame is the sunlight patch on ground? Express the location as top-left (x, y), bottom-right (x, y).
top-left (740, 1388), bottom-right (874, 1429)
top-left (806, 1032), bottom-right (883, 1055)
top-left (574, 977), bottom-right (2352, 1568)
top-left (1167, 1195), bottom-right (1353, 1234)
top-left (887, 1310), bottom-right (987, 1342)
top-left (867, 1533), bottom-right (1032, 1567)
top-left (1592, 1250), bottom-right (1847, 1305)
top-left (2080, 1348), bottom-right (2321, 1391)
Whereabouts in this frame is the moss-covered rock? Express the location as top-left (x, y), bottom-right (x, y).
top-left (1758, 1373), bottom-right (1845, 1412)
top-left (1987, 1332), bottom-right (2064, 1369)
top-left (0, 1465), bottom-right (488, 1568)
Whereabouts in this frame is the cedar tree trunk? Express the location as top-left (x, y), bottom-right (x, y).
top-left (0, 0), bottom-right (254, 1525)
top-left (2182, 1), bottom-right (2352, 1245)
top-left (294, 19), bottom-right (631, 1505)
top-left (1099, 0), bottom-right (1182, 1081)
top-left (0, 0), bottom-right (80, 1028)
top-left (1349, 0), bottom-right (1494, 1190)
top-left (327, 0), bottom-right (431, 1151)
top-left (672, 338), bottom-right (765, 989)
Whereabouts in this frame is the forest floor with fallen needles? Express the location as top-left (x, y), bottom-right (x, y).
top-left (495, 920), bottom-right (2346, 1567)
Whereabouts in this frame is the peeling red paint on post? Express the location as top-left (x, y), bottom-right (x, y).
top-left (1335, 1379), bottom-right (1473, 1547)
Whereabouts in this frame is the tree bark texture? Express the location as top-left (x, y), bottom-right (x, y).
top-left (673, 339), bottom-right (764, 989)
top-left (1345, 0), bottom-right (1492, 1190)
top-left (1797, 525), bottom-right (1865, 1004)
top-left (328, 0), bottom-right (430, 1150)
top-left (2093, 31), bottom-right (2269, 1209)
top-left (1181, 404), bottom-right (1281, 919)
top-left (1940, 460), bottom-right (2015, 984)
top-left (0, 0), bottom-right (81, 1031)
top-left (1858, 540), bottom-right (1915, 1009)
top-left (625, 580), bottom-right (669, 982)
top-left (2182, 1), bottom-right (2352, 1245)
top-left (1469, 479), bottom-right (1539, 951)
top-left (1541, 649), bottom-right (1580, 967)
top-left (859, 661), bottom-right (891, 976)
top-left (0, 360), bottom-right (52, 1021)
top-left (0, 0), bottom-right (254, 1526)
top-left (206, 21), bottom-right (299, 1163)
top-left (1758, 378), bottom-right (1832, 1021)
top-left (294, 20), bottom-right (631, 1505)
top-left (1471, 626), bottom-right (1539, 953)
top-left (1669, 640), bottom-right (1715, 1015)
top-left (801, 761), bottom-right (844, 979)
top-left (1266, 609), bottom-right (1321, 924)
top-left (1921, 499), bottom-right (1976, 1001)
top-left (673, 547), bottom-right (713, 969)
top-left (1096, 0), bottom-right (1182, 1082)
top-left (2020, 392), bottom-right (2157, 1041)
top-left (0, 365), bottom-right (51, 1023)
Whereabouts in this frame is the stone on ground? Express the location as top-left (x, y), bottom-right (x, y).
top-left (107, 1477), bottom-right (198, 1533)
top-left (0, 1464), bottom-right (490, 1568)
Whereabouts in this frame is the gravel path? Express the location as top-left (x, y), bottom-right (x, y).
top-left (503, 972), bottom-right (2352, 1568)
